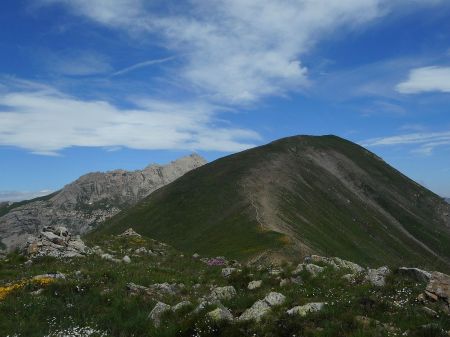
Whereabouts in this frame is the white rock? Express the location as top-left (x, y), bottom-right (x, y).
top-left (210, 286), bottom-right (237, 301)
top-left (287, 302), bottom-right (326, 316)
top-left (221, 267), bottom-right (238, 277)
top-left (122, 255), bottom-right (131, 264)
top-left (172, 301), bottom-right (192, 312)
top-left (248, 280), bottom-right (262, 290)
top-left (239, 300), bottom-right (271, 322)
top-left (208, 307), bottom-right (234, 322)
top-left (366, 266), bottom-right (390, 287)
top-left (305, 264), bottom-right (324, 277)
top-left (148, 302), bottom-right (171, 327)
top-left (264, 292), bottom-right (286, 306)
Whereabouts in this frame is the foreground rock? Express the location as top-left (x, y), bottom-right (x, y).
top-left (287, 302), bottom-right (326, 316)
top-left (398, 267), bottom-right (431, 283)
top-left (239, 292), bottom-right (286, 322)
top-left (208, 307), bottom-right (234, 322)
top-left (366, 267), bottom-right (390, 287)
top-left (149, 302), bottom-right (171, 327)
top-left (24, 226), bottom-right (90, 258)
top-left (425, 271), bottom-right (450, 305)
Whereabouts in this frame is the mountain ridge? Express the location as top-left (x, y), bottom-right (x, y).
top-left (0, 154), bottom-right (206, 251)
top-left (96, 135), bottom-right (450, 271)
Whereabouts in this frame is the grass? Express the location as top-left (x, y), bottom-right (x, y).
top-left (0, 233), bottom-right (449, 336)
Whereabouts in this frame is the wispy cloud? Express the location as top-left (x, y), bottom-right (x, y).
top-left (396, 66), bottom-right (450, 94)
top-left (0, 190), bottom-right (53, 202)
top-left (0, 78), bottom-right (260, 155)
top-left (362, 130), bottom-right (450, 155)
top-left (111, 57), bottom-right (175, 77)
top-left (44, 50), bottom-right (112, 76)
top-left (38, 0), bottom-right (446, 105)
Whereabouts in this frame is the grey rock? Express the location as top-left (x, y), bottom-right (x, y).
top-left (287, 302), bottom-right (326, 316)
top-left (310, 255), bottom-right (364, 274)
top-left (118, 228), bottom-right (141, 238)
top-left (122, 255), bottom-right (131, 264)
top-left (0, 154), bottom-right (206, 251)
top-left (148, 302), bottom-right (171, 327)
top-left (172, 301), bottom-right (192, 312)
top-left (221, 267), bottom-right (238, 277)
top-left (239, 292), bottom-right (285, 322)
top-left (305, 264), bottom-right (325, 277)
top-left (398, 267), bottom-right (431, 283)
top-left (248, 280), bottom-right (262, 290)
top-left (210, 286), bottom-right (237, 301)
top-left (366, 266), bottom-right (391, 287)
top-left (425, 271), bottom-right (450, 304)
top-left (208, 307), bottom-right (234, 322)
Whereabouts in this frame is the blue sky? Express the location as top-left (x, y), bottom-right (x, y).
top-left (1, 0), bottom-right (450, 201)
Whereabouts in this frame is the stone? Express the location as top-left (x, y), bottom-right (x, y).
top-left (287, 302), bottom-right (326, 317)
top-left (221, 267), bottom-right (238, 277)
top-left (150, 282), bottom-right (180, 296)
top-left (290, 276), bottom-right (303, 285)
top-left (264, 292), bottom-right (286, 306)
top-left (208, 307), bottom-right (234, 322)
top-left (192, 253), bottom-right (200, 259)
top-left (280, 279), bottom-right (290, 287)
top-left (135, 247), bottom-right (148, 254)
top-left (248, 280), bottom-right (262, 290)
top-left (305, 264), bottom-right (325, 277)
top-left (239, 300), bottom-right (271, 322)
top-left (366, 266), bottom-right (391, 287)
top-left (122, 255), bottom-right (131, 263)
top-left (148, 302), bottom-right (171, 327)
top-left (119, 228), bottom-right (141, 238)
top-left (172, 301), bottom-right (192, 312)
top-left (398, 267), bottom-right (431, 282)
top-left (292, 263), bottom-right (305, 275)
top-left (426, 271), bottom-right (450, 304)
top-left (310, 255), bottom-right (364, 274)
top-left (210, 286), bottom-right (237, 301)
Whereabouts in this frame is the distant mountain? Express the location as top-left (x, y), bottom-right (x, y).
top-left (0, 154), bottom-right (206, 251)
top-left (97, 135), bottom-right (450, 270)
top-left (446, 198), bottom-right (450, 204)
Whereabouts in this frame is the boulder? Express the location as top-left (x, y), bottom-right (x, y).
top-left (287, 302), bottom-right (326, 316)
top-left (366, 266), bottom-right (390, 287)
top-left (23, 226), bottom-right (90, 259)
top-left (398, 267), bottom-right (431, 283)
top-left (122, 255), bottom-right (131, 264)
top-left (239, 300), bottom-right (271, 322)
top-left (425, 271), bottom-right (450, 305)
top-left (172, 301), bottom-right (192, 312)
top-left (239, 292), bottom-right (285, 322)
top-left (221, 267), bottom-right (238, 278)
top-left (148, 302), bottom-right (171, 327)
top-left (310, 255), bottom-right (363, 274)
top-left (305, 264), bottom-right (324, 277)
top-left (210, 286), bottom-right (237, 301)
top-left (208, 307), bottom-right (234, 322)
top-left (248, 280), bottom-right (262, 290)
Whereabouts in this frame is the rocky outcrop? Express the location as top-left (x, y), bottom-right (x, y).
top-left (287, 302), bottom-right (326, 316)
top-left (425, 271), bottom-right (450, 305)
top-left (24, 226), bottom-right (90, 258)
top-left (0, 154), bottom-right (206, 252)
top-left (239, 292), bottom-right (286, 322)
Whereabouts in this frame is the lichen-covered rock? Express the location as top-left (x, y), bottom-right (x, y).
top-left (23, 226), bottom-right (90, 259)
top-left (210, 286), bottom-right (237, 301)
top-left (221, 267), bottom-right (239, 277)
top-left (118, 228), bottom-right (141, 238)
top-left (208, 307), bottom-right (234, 322)
top-left (287, 302), bottom-right (326, 316)
top-left (172, 301), bottom-right (192, 312)
top-left (248, 280), bottom-right (262, 290)
top-left (264, 292), bottom-right (286, 306)
top-left (425, 271), bottom-right (450, 305)
top-left (310, 255), bottom-right (364, 274)
top-left (305, 264), bottom-right (324, 277)
top-left (239, 300), bottom-right (271, 322)
top-left (398, 267), bottom-right (431, 283)
top-left (366, 267), bottom-right (390, 287)
top-left (148, 302), bottom-right (171, 327)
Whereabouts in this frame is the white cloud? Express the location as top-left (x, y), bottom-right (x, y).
top-left (111, 57), bottom-right (175, 77)
top-left (38, 0), bottom-right (445, 104)
top-left (396, 66), bottom-right (450, 94)
top-left (362, 130), bottom-right (450, 155)
top-left (0, 190), bottom-right (54, 202)
top-left (0, 79), bottom-right (260, 154)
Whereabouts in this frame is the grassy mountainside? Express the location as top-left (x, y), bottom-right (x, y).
top-left (94, 135), bottom-right (450, 270)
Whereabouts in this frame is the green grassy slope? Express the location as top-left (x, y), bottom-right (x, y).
top-left (93, 135), bottom-right (450, 270)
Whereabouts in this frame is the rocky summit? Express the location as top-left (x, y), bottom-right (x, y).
top-left (0, 154), bottom-right (206, 252)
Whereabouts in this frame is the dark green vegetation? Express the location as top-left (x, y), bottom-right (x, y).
top-left (0, 192), bottom-right (58, 217)
top-left (94, 135), bottom-right (450, 271)
top-left (1, 234), bottom-right (449, 337)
